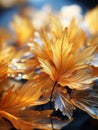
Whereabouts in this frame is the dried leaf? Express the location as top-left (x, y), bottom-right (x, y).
top-left (71, 89), bottom-right (98, 119)
top-left (53, 85), bottom-right (75, 118)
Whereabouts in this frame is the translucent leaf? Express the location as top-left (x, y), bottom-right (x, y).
top-left (71, 89), bottom-right (98, 119)
top-left (0, 80), bottom-right (43, 114)
top-left (0, 110), bottom-right (72, 130)
top-left (53, 85), bottom-right (75, 119)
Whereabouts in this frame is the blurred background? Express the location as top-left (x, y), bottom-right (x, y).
top-left (0, 0), bottom-right (98, 27)
top-left (0, 0), bottom-right (98, 130)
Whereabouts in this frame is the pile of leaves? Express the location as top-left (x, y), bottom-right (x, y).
top-left (0, 5), bottom-right (98, 130)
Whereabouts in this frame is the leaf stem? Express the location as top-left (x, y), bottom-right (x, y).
top-left (50, 81), bottom-right (57, 130)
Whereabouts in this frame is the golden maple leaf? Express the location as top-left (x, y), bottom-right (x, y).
top-left (25, 25), bottom-right (97, 122)
top-left (38, 28), bottom-right (96, 90)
